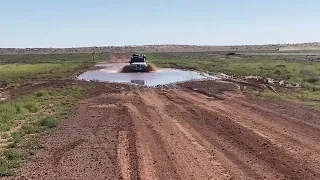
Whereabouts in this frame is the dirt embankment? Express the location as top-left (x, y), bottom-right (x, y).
top-left (106, 53), bottom-right (131, 63)
top-left (6, 81), bottom-right (320, 180)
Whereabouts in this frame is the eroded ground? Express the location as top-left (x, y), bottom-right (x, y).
top-left (5, 81), bottom-right (320, 180)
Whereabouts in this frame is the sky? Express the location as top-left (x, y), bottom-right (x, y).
top-left (1, 0), bottom-right (320, 48)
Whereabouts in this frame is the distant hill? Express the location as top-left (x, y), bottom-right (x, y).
top-left (278, 42), bottom-right (320, 51)
top-left (1, 42), bottom-right (320, 55)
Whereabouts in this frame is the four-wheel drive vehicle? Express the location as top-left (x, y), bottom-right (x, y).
top-left (129, 54), bottom-right (148, 71)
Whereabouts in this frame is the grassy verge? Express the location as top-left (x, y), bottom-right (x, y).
top-left (0, 85), bottom-right (88, 176)
top-left (0, 53), bottom-right (107, 64)
top-left (257, 90), bottom-right (320, 109)
top-left (0, 53), bottom-right (107, 84)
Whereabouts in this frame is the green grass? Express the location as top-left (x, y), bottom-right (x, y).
top-left (0, 85), bottom-right (89, 176)
top-left (259, 90), bottom-right (320, 110)
top-left (21, 117), bottom-right (58, 134)
top-left (21, 124), bottom-right (45, 135)
top-left (11, 132), bottom-right (23, 143)
top-left (0, 63), bottom-right (62, 78)
top-left (0, 85), bottom-right (87, 133)
top-left (0, 52), bottom-right (108, 83)
top-left (0, 53), bottom-right (108, 64)
top-left (0, 63), bottom-right (92, 83)
top-left (38, 117), bottom-right (58, 128)
top-left (0, 97), bottom-right (40, 132)
top-left (0, 149), bottom-right (21, 177)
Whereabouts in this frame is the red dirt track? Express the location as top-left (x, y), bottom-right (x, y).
top-left (6, 84), bottom-right (320, 180)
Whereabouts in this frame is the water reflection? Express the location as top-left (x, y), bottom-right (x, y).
top-left (131, 80), bottom-right (146, 86)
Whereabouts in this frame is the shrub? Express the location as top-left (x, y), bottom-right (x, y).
top-left (38, 117), bottom-right (58, 128)
top-left (22, 124), bottom-right (44, 134)
top-left (23, 103), bottom-right (38, 113)
top-left (35, 92), bottom-right (44, 97)
top-left (306, 77), bottom-right (320, 84)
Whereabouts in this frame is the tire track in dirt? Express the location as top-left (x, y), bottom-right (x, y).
top-left (171, 90), bottom-right (320, 152)
top-left (172, 90), bottom-right (320, 174)
top-left (162, 90), bottom-right (320, 179)
top-left (52, 139), bottom-right (84, 168)
top-left (160, 91), bottom-right (268, 179)
top-left (126, 101), bottom-right (180, 180)
top-left (117, 131), bottom-right (131, 180)
top-left (130, 90), bottom-right (233, 180)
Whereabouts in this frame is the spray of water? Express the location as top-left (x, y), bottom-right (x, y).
top-left (119, 63), bottom-right (158, 73)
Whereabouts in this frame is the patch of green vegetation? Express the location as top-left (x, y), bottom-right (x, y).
top-left (0, 86), bottom-right (86, 134)
top-left (0, 105), bottom-right (17, 131)
top-left (23, 103), bottom-right (39, 113)
top-left (21, 117), bottom-right (59, 135)
top-left (0, 97), bottom-right (41, 132)
top-left (259, 90), bottom-right (320, 110)
top-left (22, 140), bottom-right (43, 150)
top-left (0, 63), bottom-right (90, 83)
top-left (2, 149), bottom-right (21, 161)
top-left (0, 53), bottom-right (107, 64)
top-left (295, 90), bottom-right (320, 102)
top-left (0, 149), bottom-right (21, 177)
top-left (259, 91), bottom-right (290, 101)
top-left (0, 63), bottom-right (61, 78)
top-left (38, 117), bottom-right (58, 128)
top-left (11, 132), bottom-right (23, 143)
top-left (21, 124), bottom-right (45, 134)
top-left (0, 85), bottom-right (88, 176)
top-left (0, 52), bottom-right (107, 83)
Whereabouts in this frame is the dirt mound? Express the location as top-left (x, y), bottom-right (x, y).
top-left (119, 63), bottom-right (158, 73)
top-left (107, 53), bottom-right (131, 63)
top-left (178, 80), bottom-right (240, 99)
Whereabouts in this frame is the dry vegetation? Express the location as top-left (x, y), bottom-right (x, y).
top-left (1, 42), bottom-right (320, 55)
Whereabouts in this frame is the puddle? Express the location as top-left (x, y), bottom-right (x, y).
top-left (77, 63), bottom-right (218, 86)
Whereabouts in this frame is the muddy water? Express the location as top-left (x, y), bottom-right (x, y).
top-left (77, 63), bottom-right (218, 86)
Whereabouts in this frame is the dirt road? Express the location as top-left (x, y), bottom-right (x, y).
top-left (7, 87), bottom-right (320, 180)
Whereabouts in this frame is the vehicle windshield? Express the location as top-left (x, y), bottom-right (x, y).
top-left (131, 57), bottom-right (145, 63)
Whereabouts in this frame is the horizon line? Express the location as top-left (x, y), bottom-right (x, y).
top-left (1, 42), bottom-right (319, 49)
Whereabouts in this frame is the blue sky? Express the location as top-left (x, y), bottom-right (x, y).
top-left (1, 0), bottom-right (319, 48)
